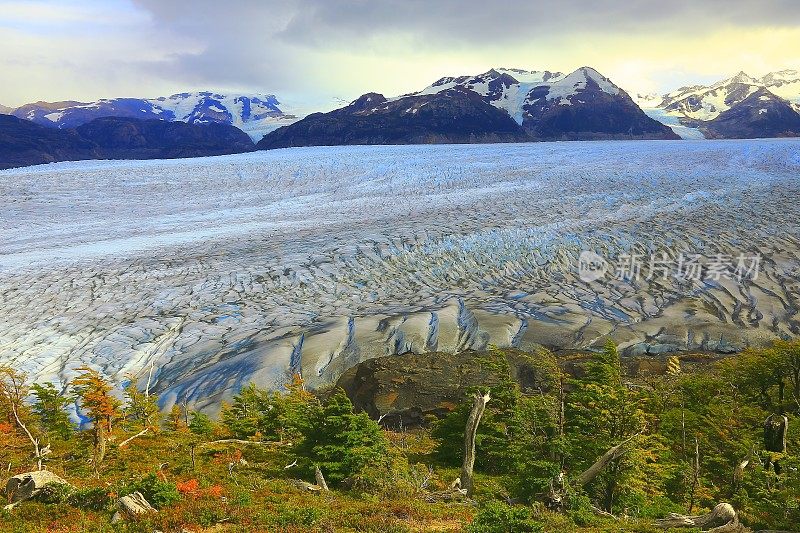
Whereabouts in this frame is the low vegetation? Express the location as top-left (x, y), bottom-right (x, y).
top-left (1, 340), bottom-right (799, 532)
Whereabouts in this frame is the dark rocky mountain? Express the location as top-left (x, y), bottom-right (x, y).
top-left (257, 66), bottom-right (678, 149)
top-left (257, 88), bottom-right (530, 149)
top-left (519, 67), bottom-right (679, 140)
top-left (701, 88), bottom-right (800, 139)
top-left (0, 115), bottom-right (254, 170)
top-left (0, 114), bottom-right (99, 170)
top-left (76, 117), bottom-right (255, 159)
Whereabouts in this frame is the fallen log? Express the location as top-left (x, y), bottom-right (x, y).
top-left (422, 488), bottom-right (470, 503)
top-left (656, 502), bottom-right (745, 532)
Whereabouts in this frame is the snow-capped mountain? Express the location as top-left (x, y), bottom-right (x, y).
top-left (648, 69), bottom-right (800, 139)
top-left (258, 66), bottom-right (679, 148)
top-left (10, 92), bottom-right (301, 141)
top-left (409, 66), bottom-right (678, 140)
top-left (0, 104), bottom-right (13, 114)
top-left (659, 70), bottom-right (800, 121)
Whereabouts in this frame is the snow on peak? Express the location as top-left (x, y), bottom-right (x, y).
top-left (540, 67), bottom-right (621, 105)
top-left (658, 68), bottom-right (800, 122)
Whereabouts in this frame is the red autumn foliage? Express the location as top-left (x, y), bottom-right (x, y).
top-left (176, 478), bottom-right (200, 495)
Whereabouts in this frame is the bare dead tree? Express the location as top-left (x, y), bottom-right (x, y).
top-left (575, 432), bottom-right (641, 489)
top-left (687, 437), bottom-right (700, 513)
top-left (461, 391), bottom-right (490, 497)
top-left (0, 368), bottom-right (49, 471)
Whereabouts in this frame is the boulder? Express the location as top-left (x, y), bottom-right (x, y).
top-left (4, 471), bottom-right (73, 506)
top-left (111, 491), bottom-right (157, 522)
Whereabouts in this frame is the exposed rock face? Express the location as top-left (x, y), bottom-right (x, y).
top-left (0, 115), bottom-right (254, 169)
top-left (336, 351), bottom-right (515, 426)
top-left (257, 88), bottom-right (529, 149)
top-left (0, 114), bottom-right (99, 169)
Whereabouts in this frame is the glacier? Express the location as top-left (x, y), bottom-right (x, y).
top-left (1, 140), bottom-right (799, 414)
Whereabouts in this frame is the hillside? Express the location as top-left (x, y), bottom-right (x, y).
top-left (0, 115), bottom-right (254, 169)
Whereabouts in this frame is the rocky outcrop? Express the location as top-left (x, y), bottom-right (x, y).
top-left (257, 88), bottom-right (529, 149)
top-left (336, 351), bottom-right (515, 426)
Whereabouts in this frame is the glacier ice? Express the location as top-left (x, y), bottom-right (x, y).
top-left (1, 139), bottom-right (799, 413)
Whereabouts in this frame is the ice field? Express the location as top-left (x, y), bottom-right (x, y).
top-left (1, 140), bottom-right (799, 412)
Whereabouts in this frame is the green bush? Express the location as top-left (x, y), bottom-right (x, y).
top-left (466, 501), bottom-right (543, 532)
top-left (124, 472), bottom-right (180, 509)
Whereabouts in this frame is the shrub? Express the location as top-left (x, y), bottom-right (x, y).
top-left (67, 487), bottom-right (115, 511)
top-left (466, 501), bottom-right (543, 532)
top-left (176, 478), bottom-right (200, 495)
top-left (124, 472), bottom-right (180, 509)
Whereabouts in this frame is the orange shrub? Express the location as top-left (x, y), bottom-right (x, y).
top-left (176, 478), bottom-right (200, 495)
top-left (205, 484), bottom-right (225, 498)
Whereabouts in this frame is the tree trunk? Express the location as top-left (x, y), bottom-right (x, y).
top-left (575, 433), bottom-right (639, 488)
top-left (688, 437), bottom-right (700, 513)
top-left (314, 465), bottom-right (329, 491)
top-left (764, 414), bottom-right (787, 453)
top-left (460, 391), bottom-right (490, 497)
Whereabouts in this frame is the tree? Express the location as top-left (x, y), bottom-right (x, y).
top-left (222, 375), bottom-right (320, 442)
top-left (123, 375), bottom-right (161, 431)
top-left (295, 388), bottom-right (386, 485)
top-left (71, 367), bottom-right (122, 473)
top-left (565, 340), bottom-right (646, 512)
top-left (31, 382), bottom-right (72, 440)
top-left (168, 404), bottom-right (186, 432)
top-left (188, 412), bottom-right (214, 438)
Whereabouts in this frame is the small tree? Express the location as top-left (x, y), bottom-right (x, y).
top-left (565, 340), bottom-right (646, 512)
top-left (169, 404), bottom-right (186, 432)
top-left (31, 382), bottom-right (73, 440)
top-left (222, 375), bottom-right (320, 442)
top-left (188, 412), bottom-right (214, 438)
top-left (296, 389), bottom-right (387, 485)
top-left (71, 367), bottom-right (122, 473)
top-left (123, 375), bottom-right (161, 431)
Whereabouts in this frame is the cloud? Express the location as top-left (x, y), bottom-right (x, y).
top-left (1, 0), bottom-right (799, 106)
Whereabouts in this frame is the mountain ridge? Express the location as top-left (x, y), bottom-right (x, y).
top-left (0, 114), bottom-right (254, 170)
top-left (258, 66), bottom-right (679, 148)
top-left (7, 92), bottom-right (299, 141)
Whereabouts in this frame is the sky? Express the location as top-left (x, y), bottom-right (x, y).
top-left (1, 0), bottom-right (800, 108)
